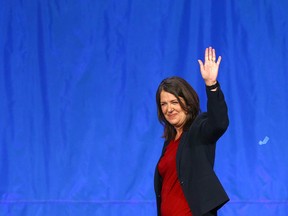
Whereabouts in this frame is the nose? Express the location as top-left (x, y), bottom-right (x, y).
top-left (167, 104), bottom-right (174, 113)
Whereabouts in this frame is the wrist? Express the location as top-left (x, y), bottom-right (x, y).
top-left (206, 81), bottom-right (219, 91)
top-left (205, 80), bottom-right (217, 86)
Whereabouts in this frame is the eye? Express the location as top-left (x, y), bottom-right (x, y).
top-left (172, 101), bottom-right (178, 104)
top-left (160, 102), bottom-right (166, 107)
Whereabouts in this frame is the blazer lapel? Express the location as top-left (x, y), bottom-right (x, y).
top-left (176, 131), bottom-right (188, 180)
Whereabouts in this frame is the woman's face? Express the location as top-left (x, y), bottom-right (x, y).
top-left (160, 90), bottom-right (187, 130)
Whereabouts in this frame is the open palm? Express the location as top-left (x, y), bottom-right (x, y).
top-left (198, 47), bottom-right (221, 86)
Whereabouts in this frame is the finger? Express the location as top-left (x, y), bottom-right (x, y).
top-left (198, 59), bottom-right (204, 71)
top-left (208, 47), bottom-right (213, 61)
top-left (212, 48), bottom-right (216, 61)
top-left (216, 56), bottom-right (222, 65)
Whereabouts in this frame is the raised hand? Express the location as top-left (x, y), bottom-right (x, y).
top-left (198, 47), bottom-right (221, 86)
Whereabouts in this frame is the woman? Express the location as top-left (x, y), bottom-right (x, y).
top-left (154, 47), bottom-right (229, 216)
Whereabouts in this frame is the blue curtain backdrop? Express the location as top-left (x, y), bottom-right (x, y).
top-left (1, 0), bottom-right (288, 215)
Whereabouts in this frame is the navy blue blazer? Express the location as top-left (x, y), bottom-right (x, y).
top-left (154, 86), bottom-right (229, 216)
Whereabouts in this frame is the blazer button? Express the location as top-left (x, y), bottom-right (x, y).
top-left (180, 181), bottom-right (184, 185)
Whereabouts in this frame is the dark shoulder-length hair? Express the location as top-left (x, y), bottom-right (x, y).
top-left (156, 76), bottom-right (200, 141)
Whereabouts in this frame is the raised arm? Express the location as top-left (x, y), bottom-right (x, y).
top-left (197, 47), bottom-right (228, 143)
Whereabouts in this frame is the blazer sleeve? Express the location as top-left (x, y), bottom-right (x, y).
top-left (199, 84), bottom-right (229, 143)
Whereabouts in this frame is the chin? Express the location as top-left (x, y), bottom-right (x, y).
top-left (169, 121), bottom-right (179, 127)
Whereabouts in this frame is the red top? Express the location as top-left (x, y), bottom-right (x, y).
top-left (158, 137), bottom-right (193, 216)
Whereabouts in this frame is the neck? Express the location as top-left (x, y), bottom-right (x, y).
top-left (175, 127), bottom-right (183, 140)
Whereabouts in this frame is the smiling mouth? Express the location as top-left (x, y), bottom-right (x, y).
top-left (167, 114), bottom-right (177, 118)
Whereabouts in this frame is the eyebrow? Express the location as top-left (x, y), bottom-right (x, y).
top-left (160, 99), bottom-right (178, 103)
